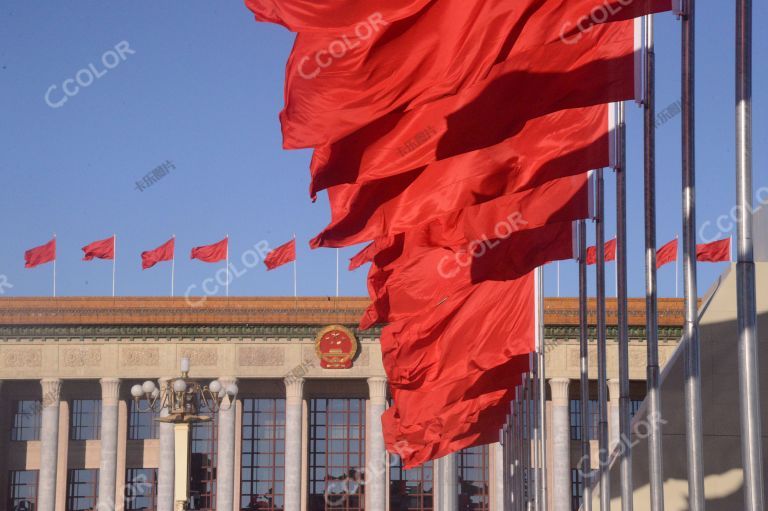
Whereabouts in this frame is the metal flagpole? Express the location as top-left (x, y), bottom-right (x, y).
top-left (502, 424), bottom-right (510, 511)
top-left (225, 234), bottom-right (230, 298)
top-left (616, 101), bottom-right (633, 511)
top-left (530, 352), bottom-right (540, 511)
top-left (736, 0), bottom-right (765, 508)
top-left (676, 234), bottom-right (680, 298)
top-left (644, 13), bottom-right (666, 511)
top-left (557, 261), bottom-right (561, 297)
top-left (171, 235), bottom-right (176, 298)
top-left (293, 234), bottom-right (298, 298)
top-left (680, 4), bottom-right (705, 509)
top-left (336, 248), bottom-right (340, 297)
top-left (536, 266), bottom-right (548, 511)
top-left (525, 375), bottom-right (533, 511)
top-left (578, 220), bottom-right (592, 511)
top-left (112, 234), bottom-right (116, 297)
top-left (52, 234), bottom-right (57, 298)
top-left (595, 168), bottom-right (610, 511)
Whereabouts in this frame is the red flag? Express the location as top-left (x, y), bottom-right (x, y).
top-left (348, 241), bottom-right (379, 271)
top-left (656, 238), bottom-right (678, 269)
top-left (82, 236), bottom-right (115, 261)
top-left (191, 238), bottom-right (228, 263)
top-left (311, 105), bottom-right (607, 248)
top-left (697, 238), bottom-right (731, 263)
top-left (142, 238), bottom-right (175, 270)
top-left (308, 20), bottom-right (637, 197)
top-left (281, 0), bottom-right (670, 149)
top-left (265, 239), bottom-right (297, 270)
top-left (25, 238), bottom-right (56, 268)
top-left (586, 238), bottom-right (617, 266)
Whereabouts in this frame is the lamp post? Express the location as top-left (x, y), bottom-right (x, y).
top-left (130, 357), bottom-right (238, 511)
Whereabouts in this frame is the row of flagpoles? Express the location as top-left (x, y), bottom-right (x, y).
top-left (241, 0), bottom-right (762, 509)
top-left (22, 235), bottom-right (298, 297)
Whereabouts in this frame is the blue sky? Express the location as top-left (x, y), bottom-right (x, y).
top-left (0, 0), bottom-right (765, 299)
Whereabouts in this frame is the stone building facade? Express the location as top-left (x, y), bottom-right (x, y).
top-left (0, 296), bottom-right (684, 511)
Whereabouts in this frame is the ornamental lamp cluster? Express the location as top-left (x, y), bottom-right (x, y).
top-left (129, 356), bottom-right (238, 423)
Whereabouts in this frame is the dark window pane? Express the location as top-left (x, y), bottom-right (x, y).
top-left (124, 468), bottom-right (157, 511)
top-left (11, 400), bottom-right (42, 442)
top-left (128, 399), bottom-right (159, 440)
top-left (240, 398), bottom-right (286, 511)
top-left (458, 445), bottom-right (489, 511)
top-left (70, 400), bottom-right (101, 441)
top-left (8, 470), bottom-right (38, 511)
top-left (66, 469), bottom-right (98, 511)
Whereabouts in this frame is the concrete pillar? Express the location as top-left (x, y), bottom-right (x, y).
top-left (366, 377), bottom-right (387, 511)
top-left (284, 377), bottom-right (304, 511)
top-left (157, 377), bottom-right (175, 511)
top-left (216, 378), bottom-right (238, 511)
top-left (549, 378), bottom-right (571, 511)
top-left (98, 378), bottom-right (121, 511)
top-left (491, 443), bottom-right (504, 511)
top-left (441, 453), bottom-right (457, 511)
top-left (607, 379), bottom-right (621, 451)
top-left (38, 378), bottom-right (62, 511)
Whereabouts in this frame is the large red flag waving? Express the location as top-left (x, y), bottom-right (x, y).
top-left (142, 238), bottom-right (175, 270)
top-left (265, 239), bottom-right (297, 270)
top-left (697, 238), bottom-right (731, 263)
top-left (82, 236), bottom-right (115, 261)
top-left (656, 238), bottom-right (679, 269)
top-left (25, 238), bottom-right (56, 268)
top-left (191, 238), bottom-right (228, 263)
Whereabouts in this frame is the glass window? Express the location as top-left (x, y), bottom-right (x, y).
top-left (309, 398), bottom-right (365, 511)
top-left (390, 455), bottom-right (433, 511)
top-left (571, 468), bottom-right (583, 511)
top-left (124, 468), bottom-right (157, 511)
top-left (66, 469), bottom-right (98, 511)
top-left (569, 399), bottom-right (582, 440)
top-left (11, 400), bottom-right (41, 441)
top-left (8, 470), bottom-right (38, 511)
top-left (70, 399), bottom-right (101, 441)
top-left (190, 400), bottom-right (217, 511)
top-left (457, 445), bottom-right (489, 511)
top-left (240, 398), bottom-right (286, 511)
top-left (128, 399), bottom-right (159, 440)
top-left (630, 399), bottom-right (644, 419)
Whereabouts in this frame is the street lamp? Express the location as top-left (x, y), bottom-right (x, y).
top-left (130, 356), bottom-right (238, 510)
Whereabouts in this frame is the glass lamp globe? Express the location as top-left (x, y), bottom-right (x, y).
top-left (209, 380), bottom-right (222, 394)
top-left (142, 381), bottom-right (156, 394)
top-left (151, 388), bottom-right (160, 399)
top-left (130, 384), bottom-right (144, 398)
top-left (173, 379), bottom-right (187, 393)
top-left (226, 383), bottom-right (239, 397)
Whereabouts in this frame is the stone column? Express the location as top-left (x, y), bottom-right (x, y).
top-left (366, 377), bottom-right (387, 511)
top-left (608, 379), bottom-right (621, 451)
top-left (217, 378), bottom-right (238, 511)
top-left (441, 453), bottom-right (457, 511)
top-left (98, 378), bottom-right (121, 511)
top-left (549, 378), bottom-right (571, 511)
top-left (157, 377), bottom-right (175, 511)
top-left (38, 378), bottom-right (62, 511)
top-left (284, 377), bottom-right (304, 511)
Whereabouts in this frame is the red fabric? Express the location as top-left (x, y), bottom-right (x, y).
top-left (586, 238), bottom-right (617, 265)
top-left (191, 238), bottom-right (228, 263)
top-left (244, 0), bottom-right (429, 32)
top-left (25, 238), bottom-right (56, 268)
top-left (82, 236), bottom-right (115, 261)
top-left (348, 241), bottom-right (386, 271)
top-left (311, 105), bottom-right (607, 248)
top-left (142, 238), bottom-right (175, 270)
top-left (282, 0), bottom-right (670, 149)
top-left (697, 238), bottom-right (731, 263)
top-left (265, 239), bottom-right (297, 270)
top-left (361, 220), bottom-right (575, 330)
top-left (308, 20), bottom-right (636, 197)
top-left (656, 238), bottom-right (678, 269)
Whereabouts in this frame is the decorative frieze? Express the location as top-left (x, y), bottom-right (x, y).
top-left (2, 347), bottom-right (42, 367)
top-left (63, 347), bottom-right (102, 367)
top-left (122, 347), bottom-right (160, 367)
top-left (238, 346), bottom-right (285, 367)
top-left (179, 347), bottom-right (217, 366)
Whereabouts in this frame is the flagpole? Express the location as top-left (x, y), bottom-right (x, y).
top-left (736, 0), bottom-right (765, 507)
top-left (556, 261), bottom-right (560, 297)
top-left (171, 235), bottom-right (176, 298)
top-left (595, 168), bottom-right (609, 511)
top-left (536, 266), bottom-right (547, 511)
top-left (225, 234), bottom-right (230, 298)
top-left (681, 4), bottom-right (705, 509)
top-left (644, 14), bottom-right (666, 511)
top-left (293, 233), bottom-right (298, 298)
top-left (615, 101), bottom-right (633, 511)
top-left (52, 234), bottom-right (57, 298)
top-left (676, 234), bottom-right (680, 298)
top-left (112, 234), bottom-right (116, 297)
top-left (336, 248), bottom-right (340, 297)
top-left (578, 220), bottom-right (592, 511)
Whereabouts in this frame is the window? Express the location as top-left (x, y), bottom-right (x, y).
top-left (571, 468), bottom-right (583, 511)
top-left (124, 468), bottom-right (157, 511)
top-left (241, 398), bottom-right (286, 511)
top-left (189, 401), bottom-right (217, 511)
top-left (457, 445), bottom-right (489, 511)
top-left (66, 469), bottom-right (98, 511)
top-left (128, 399), bottom-right (159, 440)
top-left (11, 400), bottom-right (41, 441)
top-left (309, 398), bottom-right (366, 511)
top-left (70, 399), bottom-right (101, 441)
top-left (630, 399), bottom-right (644, 419)
top-left (8, 470), bottom-right (38, 511)
top-left (569, 399), bottom-right (600, 441)
top-left (569, 400), bottom-right (581, 440)
top-left (390, 455), bottom-right (433, 510)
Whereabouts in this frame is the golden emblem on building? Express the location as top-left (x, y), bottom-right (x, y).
top-left (315, 325), bottom-right (358, 369)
